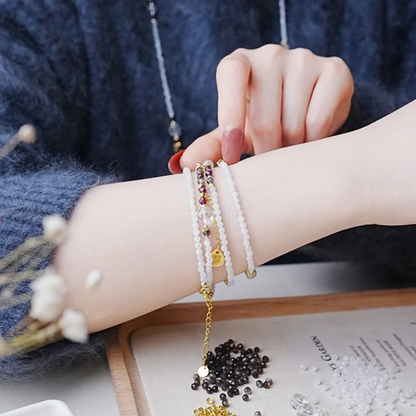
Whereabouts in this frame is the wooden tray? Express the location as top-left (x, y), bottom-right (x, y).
top-left (107, 288), bottom-right (416, 416)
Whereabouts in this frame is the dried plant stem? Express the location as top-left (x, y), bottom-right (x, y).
top-left (0, 293), bottom-right (31, 311)
top-left (0, 237), bottom-right (50, 273)
top-left (1, 323), bottom-right (62, 357)
top-left (0, 134), bottom-right (20, 160)
top-left (0, 269), bottom-right (44, 286)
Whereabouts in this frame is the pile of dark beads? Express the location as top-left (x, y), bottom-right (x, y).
top-left (190, 340), bottom-right (272, 408)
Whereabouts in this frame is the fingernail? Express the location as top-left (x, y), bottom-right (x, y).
top-left (222, 125), bottom-right (244, 165)
top-left (168, 149), bottom-right (185, 174)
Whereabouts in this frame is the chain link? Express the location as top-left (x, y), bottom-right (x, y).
top-left (199, 284), bottom-right (214, 366)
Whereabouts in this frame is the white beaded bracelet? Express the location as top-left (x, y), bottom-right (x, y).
top-left (204, 160), bottom-right (235, 287)
top-left (183, 167), bottom-right (208, 286)
top-left (217, 160), bottom-right (257, 279)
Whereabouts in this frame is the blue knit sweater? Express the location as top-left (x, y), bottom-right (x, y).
top-left (0, 0), bottom-right (415, 379)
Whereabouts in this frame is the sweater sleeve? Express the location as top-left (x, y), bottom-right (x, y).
top-left (0, 1), bottom-right (117, 377)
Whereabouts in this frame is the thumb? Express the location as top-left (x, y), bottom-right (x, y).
top-left (179, 127), bottom-right (222, 171)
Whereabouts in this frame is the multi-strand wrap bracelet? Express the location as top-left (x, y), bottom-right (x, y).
top-left (183, 160), bottom-right (257, 377)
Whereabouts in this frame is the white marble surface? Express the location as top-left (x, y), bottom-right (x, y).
top-left (0, 262), bottom-right (412, 416)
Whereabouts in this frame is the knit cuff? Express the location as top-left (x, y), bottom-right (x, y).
top-left (0, 162), bottom-right (116, 257)
top-left (0, 162), bottom-right (117, 336)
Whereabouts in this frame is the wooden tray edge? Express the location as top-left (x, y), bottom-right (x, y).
top-left (107, 288), bottom-right (416, 416)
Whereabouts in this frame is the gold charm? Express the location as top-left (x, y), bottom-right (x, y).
top-left (211, 248), bottom-right (225, 268)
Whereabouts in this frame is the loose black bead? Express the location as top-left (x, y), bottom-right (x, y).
top-left (226, 372), bottom-right (234, 380)
top-left (250, 358), bottom-right (258, 366)
top-left (237, 343), bottom-right (244, 350)
top-left (257, 367), bottom-right (264, 375)
top-left (244, 387), bottom-right (252, 395)
top-left (242, 377), bottom-right (249, 384)
top-left (220, 393), bottom-right (227, 401)
top-left (222, 400), bottom-right (229, 408)
top-left (237, 378), bottom-right (244, 386)
top-left (207, 351), bottom-right (214, 360)
top-left (263, 381), bottom-right (271, 389)
top-left (242, 394), bottom-right (250, 402)
top-left (233, 348), bottom-right (239, 354)
top-left (228, 339), bottom-right (234, 344)
top-left (254, 412), bottom-right (262, 416)
top-left (202, 383), bottom-right (208, 390)
top-left (227, 390), bottom-right (234, 398)
top-left (193, 374), bottom-right (200, 382)
top-left (252, 370), bottom-right (259, 379)
top-left (262, 355), bottom-right (269, 363)
top-left (232, 387), bottom-right (240, 396)
top-left (191, 383), bottom-right (198, 391)
top-left (260, 362), bottom-right (267, 369)
top-left (207, 387), bottom-right (213, 394)
top-left (265, 377), bottom-right (273, 385)
top-left (254, 347), bottom-right (260, 354)
top-left (256, 380), bottom-right (264, 388)
top-left (221, 384), bottom-right (228, 391)
top-left (212, 385), bottom-right (219, 393)
top-left (246, 348), bottom-right (253, 355)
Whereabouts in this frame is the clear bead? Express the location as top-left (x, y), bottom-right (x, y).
top-left (290, 393), bottom-right (309, 410)
top-left (148, 1), bottom-right (157, 16)
top-left (168, 120), bottom-right (182, 137)
top-left (296, 403), bottom-right (314, 416)
top-left (198, 206), bottom-right (214, 226)
top-left (313, 410), bottom-right (331, 416)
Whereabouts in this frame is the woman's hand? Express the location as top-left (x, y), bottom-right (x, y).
top-left (170, 44), bottom-right (354, 172)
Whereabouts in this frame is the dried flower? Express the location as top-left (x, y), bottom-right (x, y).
top-left (42, 215), bottom-right (68, 244)
top-left (29, 272), bottom-right (67, 322)
top-left (0, 124), bottom-right (36, 160)
top-left (85, 270), bottom-right (103, 290)
top-left (58, 309), bottom-right (88, 343)
top-left (17, 124), bottom-right (36, 144)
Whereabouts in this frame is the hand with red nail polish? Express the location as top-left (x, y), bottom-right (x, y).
top-left (175, 44), bottom-right (353, 172)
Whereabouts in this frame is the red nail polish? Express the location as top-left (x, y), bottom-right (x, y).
top-left (222, 126), bottom-right (244, 165)
top-left (168, 149), bottom-right (185, 174)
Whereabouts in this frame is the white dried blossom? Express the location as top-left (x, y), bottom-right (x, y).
top-left (85, 270), bottom-right (103, 290)
top-left (58, 309), bottom-right (88, 343)
top-left (29, 272), bottom-right (67, 322)
top-left (17, 124), bottom-right (36, 143)
top-left (42, 215), bottom-right (68, 244)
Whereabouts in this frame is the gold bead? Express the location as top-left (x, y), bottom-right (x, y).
top-left (216, 159), bottom-right (224, 167)
top-left (173, 141), bottom-right (182, 152)
top-left (245, 269), bottom-right (257, 279)
top-left (173, 135), bottom-right (180, 142)
top-left (206, 398), bottom-right (215, 405)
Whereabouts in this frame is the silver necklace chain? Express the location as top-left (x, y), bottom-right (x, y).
top-left (146, 0), bottom-right (289, 154)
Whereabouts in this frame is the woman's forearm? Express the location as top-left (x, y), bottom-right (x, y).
top-left (55, 133), bottom-right (364, 332)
